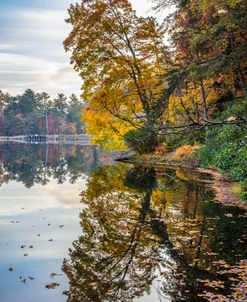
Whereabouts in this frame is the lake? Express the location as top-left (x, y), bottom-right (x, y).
top-left (0, 143), bottom-right (246, 302)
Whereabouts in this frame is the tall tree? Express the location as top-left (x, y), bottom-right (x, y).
top-left (64, 0), bottom-right (172, 150)
top-left (67, 94), bottom-right (86, 134)
top-left (0, 90), bottom-right (9, 135)
top-left (63, 165), bottom-right (190, 302)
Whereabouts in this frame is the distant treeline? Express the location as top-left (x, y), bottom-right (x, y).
top-left (0, 89), bottom-right (86, 136)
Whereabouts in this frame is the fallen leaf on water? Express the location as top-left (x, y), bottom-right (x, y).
top-left (46, 282), bottom-right (59, 289)
top-left (50, 273), bottom-right (63, 278)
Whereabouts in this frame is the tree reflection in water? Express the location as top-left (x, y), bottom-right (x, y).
top-left (0, 143), bottom-right (107, 187)
top-left (63, 166), bottom-right (196, 301)
top-left (63, 165), bottom-right (247, 302)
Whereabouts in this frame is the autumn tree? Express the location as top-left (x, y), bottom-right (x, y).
top-left (64, 0), bottom-right (174, 151)
top-left (153, 0), bottom-right (247, 134)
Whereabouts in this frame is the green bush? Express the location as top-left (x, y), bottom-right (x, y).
top-left (197, 97), bottom-right (247, 200)
top-left (124, 128), bottom-right (158, 154)
top-left (163, 131), bottom-right (205, 150)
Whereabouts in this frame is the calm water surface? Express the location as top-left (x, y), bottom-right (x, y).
top-left (0, 143), bottom-right (246, 302)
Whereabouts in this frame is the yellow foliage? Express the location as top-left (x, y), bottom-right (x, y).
top-left (82, 107), bottom-right (133, 150)
top-left (191, 0), bottom-right (242, 12)
top-left (167, 80), bottom-right (224, 126)
top-left (151, 188), bottom-right (165, 207)
top-left (230, 183), bottom-right (242, 196)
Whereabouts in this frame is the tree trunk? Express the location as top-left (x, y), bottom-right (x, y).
top-left (228, 31), bottom-right (247, 94)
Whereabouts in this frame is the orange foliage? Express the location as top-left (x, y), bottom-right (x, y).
top-left (174, 145), bottom-right (200, 160)
top-left (154, 143), bottom-right (169, 155)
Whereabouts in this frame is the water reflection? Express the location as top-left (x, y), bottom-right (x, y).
top-left (0, 143), bottom-right (246, 301)
top-left (0, 143), bottom-right (114, 188)
top-left (0, 143), bottom-right (117, 302)
top-left (63, 165), bottom-right (247, 302)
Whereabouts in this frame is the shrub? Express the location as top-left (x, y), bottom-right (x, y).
top-left (124, 128), bottom-right (158, 154)
top-left (162, 131), bottom-right (205, 150)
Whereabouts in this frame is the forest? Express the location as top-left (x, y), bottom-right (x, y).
top-left (0, 89), bottom-right (86, 136)
top-left (64, 0), bottom-right (247, 200)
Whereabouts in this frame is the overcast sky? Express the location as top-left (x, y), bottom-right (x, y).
top-left (0, 0), bottom-right (161, 97)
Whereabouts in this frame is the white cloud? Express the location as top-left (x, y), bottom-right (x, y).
top-left (0, 4), bottom-right (81, 96)
top-left (131, 0), bottom-right (153, 15)
top-left (0, 7), bottom-right (69, 56)
top-left (0, 53), bottom-right (81, 96)
top-left (0, 0), bottom-right (161, 97)
top-left (0, 44), bottom-right (17, 50)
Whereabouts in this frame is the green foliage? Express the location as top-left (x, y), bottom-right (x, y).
top-left (162, 131), bottom-right (204, 150)
top-left (197, 98), bottom-right (247, 200)
top-left (124, 128), bottom-right (158, 154)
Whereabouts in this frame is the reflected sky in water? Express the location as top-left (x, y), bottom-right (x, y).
top-left (0, 182), bottom-right (82, 302)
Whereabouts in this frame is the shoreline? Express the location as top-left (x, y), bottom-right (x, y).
top-left (116, 156), bottom-right (247, 211)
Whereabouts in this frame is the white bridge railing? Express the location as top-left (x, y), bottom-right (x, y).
top-left (0, 135), bottom-right (92, 145)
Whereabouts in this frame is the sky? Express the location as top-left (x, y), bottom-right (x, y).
top-left (0, 0), bottom-right (156, 97)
